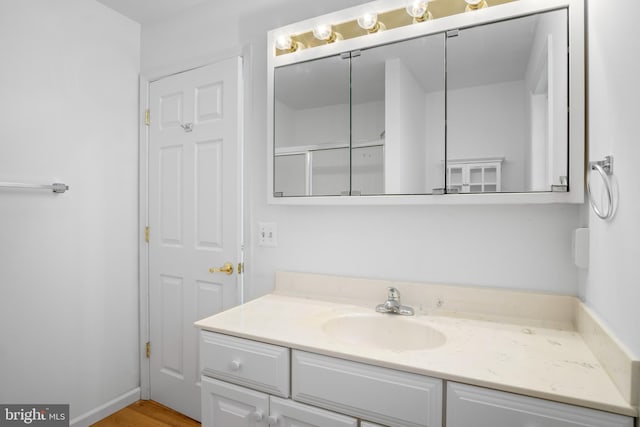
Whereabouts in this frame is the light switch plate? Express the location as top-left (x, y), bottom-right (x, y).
top-left (258, 222), bottom-right (278, 247)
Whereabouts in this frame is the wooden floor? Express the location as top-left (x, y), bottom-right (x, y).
top-left (92, 400), bottom-right (200, 427)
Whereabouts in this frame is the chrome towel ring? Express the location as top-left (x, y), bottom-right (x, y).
top-left (587, 155), bottom-right (614, 220)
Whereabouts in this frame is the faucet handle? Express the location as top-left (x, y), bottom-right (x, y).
top-left (387, 287), bottom-right (400, 301)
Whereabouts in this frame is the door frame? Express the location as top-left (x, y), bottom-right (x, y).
top-left (138, 46), bottom-right (249, 400)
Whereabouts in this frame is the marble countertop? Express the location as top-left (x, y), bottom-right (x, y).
top-left (195, 292), bottom-right (636, 417)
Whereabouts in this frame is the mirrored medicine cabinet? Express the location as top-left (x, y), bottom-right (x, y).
top-left (267, 0), bottom-right (585, 205)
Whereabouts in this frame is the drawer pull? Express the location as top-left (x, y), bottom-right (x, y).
top-left (229, 360), bottom-right (241, 371)
top-left (267, 415), bottom-right (278, 425)
top-left (251, 411), bottom-right (264, 422)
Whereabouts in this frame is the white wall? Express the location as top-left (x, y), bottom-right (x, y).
top-left (448, 80), bottom-right (527, 192)
top-left (385, 58), bottom-right (427, 194)
top-left (525, 9), bottom-right (569, 191)
top-left (583, 0), bottom-right (640, 358)
top-left (142, 0), bottom-right (581, 314)
top-left (0, 0), bottom-right (140, 423)
top-left (275, 101), bottom-right (383, 149)
top-left (293, 103), bottom-right (350, 147)
top-left (424, 91), bottom-right (446, 192)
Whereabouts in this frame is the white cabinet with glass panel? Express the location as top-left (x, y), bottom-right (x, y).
top-left (447, 158), bottom-right (503, 193)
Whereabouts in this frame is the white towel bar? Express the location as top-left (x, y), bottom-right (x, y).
top-left (0, 182), bottom-right (69, 194)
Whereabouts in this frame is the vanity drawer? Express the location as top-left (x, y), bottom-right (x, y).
top-left (292, 350), bottom-right (442, 427)
top-left (200, 331), bottom-right (290, 397)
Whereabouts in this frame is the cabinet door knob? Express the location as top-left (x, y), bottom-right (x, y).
top-left (251, 411), bottom-right (263, 422)
top-left (229, 360), bottom-right (241, 371)
top-left (267, 415), bottom-right (278, 425)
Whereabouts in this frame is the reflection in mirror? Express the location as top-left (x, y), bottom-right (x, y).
top-left (274, 55), bottom-right (350, 197)
top-left (351, 34), bottom-right (446, 195)
top-left (446, 9), bottom-right (568, 193)
top-left (311, 148), bottom-right (350, 196)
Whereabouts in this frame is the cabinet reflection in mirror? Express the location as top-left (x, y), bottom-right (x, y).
top-left (447, 9), bottom-right (568, 193)
top-left (273, 8), bottom-right (569, 197)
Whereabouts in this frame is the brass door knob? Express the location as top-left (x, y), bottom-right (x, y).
top-left (209, 262), bottom-right (234, 275)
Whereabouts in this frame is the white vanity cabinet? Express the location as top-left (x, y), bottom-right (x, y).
top-left (200, 332), bottom-right (358, 427)
top-left (200, 331), bottom-right (441, 427)
top-left (200, 331), bottom-right (634, 427)
top-left (446, 382), bottom-right (634, 427)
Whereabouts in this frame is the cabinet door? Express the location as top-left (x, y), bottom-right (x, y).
top-left (447, 382), bottom-right (633, 427)
top-left (361, 422), bottom-right (387, 427)
top-left (447, 165), bottom-right (466, 193)
top-left (270, 396), bottom-right (357, 427)
top-left (201, 376), bottom-right (269, 427)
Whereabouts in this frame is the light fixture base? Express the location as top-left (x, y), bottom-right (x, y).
top-left (465, 0), bottom-right (489, 12)
top-left (413, 10), bottom-right (433, 23)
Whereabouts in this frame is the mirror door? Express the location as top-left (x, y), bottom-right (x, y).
top-left (446, 9), bottom-right (569, 193)
top-left (274, 54), bottom-right (350, 197)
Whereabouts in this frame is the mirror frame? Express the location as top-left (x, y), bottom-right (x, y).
top-left (267, 0), bottom-right (584, 205)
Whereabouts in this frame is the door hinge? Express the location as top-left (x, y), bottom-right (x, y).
top-left (145, 109), bottom-right (150, 126)
top-left (237, 262), bottom-right (244, 275)
top-left (145, 341), bottom-right (150, 358)
top-left (145, 226), bottom-right (150, 243)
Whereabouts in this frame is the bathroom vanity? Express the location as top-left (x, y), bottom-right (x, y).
top-left (194, 272), bottom-right (638, 427)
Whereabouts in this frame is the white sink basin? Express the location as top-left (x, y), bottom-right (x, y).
top-left (322, 313), bottom-right (446, 351)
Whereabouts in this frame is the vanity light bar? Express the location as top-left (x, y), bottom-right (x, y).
top-left (274, 0), bottom-right (505, 55)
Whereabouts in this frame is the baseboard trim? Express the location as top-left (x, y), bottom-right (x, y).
top-left (70, 387), bottom-right (140, 427)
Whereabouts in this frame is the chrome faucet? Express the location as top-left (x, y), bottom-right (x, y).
top-left (375, 287), bottom-right (414, 316)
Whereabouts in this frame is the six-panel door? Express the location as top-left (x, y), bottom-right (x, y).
top-left (148, 57), bottom-right (243, 420)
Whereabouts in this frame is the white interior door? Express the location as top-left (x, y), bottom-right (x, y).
top-left (148, 57), bottom-right (243, 421)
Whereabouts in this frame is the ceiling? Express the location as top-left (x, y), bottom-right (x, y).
top-left (95, 0), bottom-right (312, 24)
top-left (98, 0), bottom-right (516, 26)
top-left (96, 0), bottom-right (209, 24)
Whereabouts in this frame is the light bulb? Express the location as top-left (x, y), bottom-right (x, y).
top-left (275, 35), bottom-right (303, 52)
top-left (275, 35), bottom-right (293, 51)
top-left (313, 24), bottom-right (334, 41)
top-left (406, 1), bottom-right (432, 23)
top-left (312, 24), bottom-right (342, 43)
top-left (357, 12), bottom-right (381, 32)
